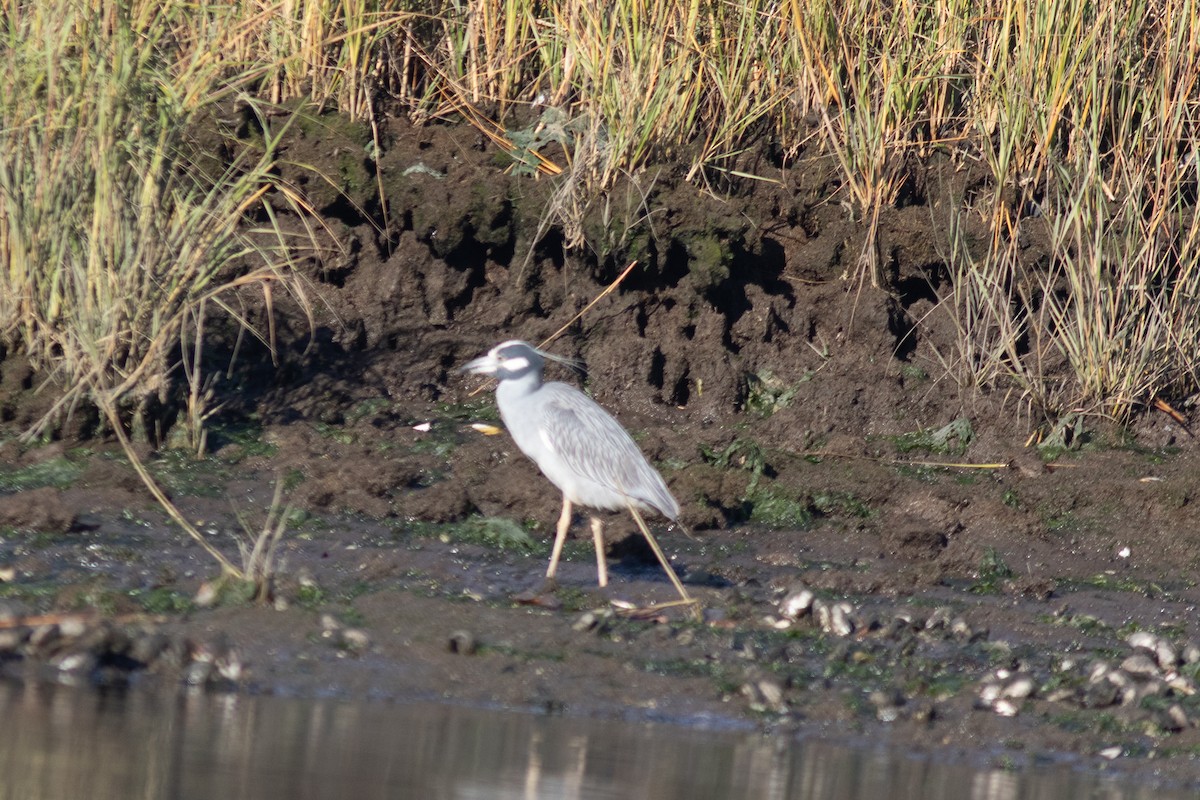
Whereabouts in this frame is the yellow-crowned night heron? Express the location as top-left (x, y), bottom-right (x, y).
top-left (462, 340), bottom-right (696, 611)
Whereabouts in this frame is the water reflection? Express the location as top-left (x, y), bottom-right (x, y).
top-left (0, 682), bottom-right (1187, 800)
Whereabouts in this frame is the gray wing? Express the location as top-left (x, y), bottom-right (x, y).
top-left (538, 384), bottom-right (679, 519)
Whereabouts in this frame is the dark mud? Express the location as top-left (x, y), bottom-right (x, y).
top-left (3, 113), bottom-right (1200, 787)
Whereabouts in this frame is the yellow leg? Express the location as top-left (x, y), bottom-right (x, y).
top-left (590, 516), bottom-right (608, 587)
top-left (546, 496), bottom-right (572, 583)
top-left (628, 505), bottom-right (701, 620)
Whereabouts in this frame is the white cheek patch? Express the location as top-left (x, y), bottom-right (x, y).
top-left (503, 356), bottom-right (530, 371)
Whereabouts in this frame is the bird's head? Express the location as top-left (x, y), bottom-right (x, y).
top-left (461, 340), bottom-right (547, 382)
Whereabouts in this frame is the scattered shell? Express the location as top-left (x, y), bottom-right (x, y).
top-left (1098, 746), bottom-right (1123, 760)
top-left (1161, 704), bottom-right (1191, 732)
top-left (869, 689), bottom-right (905, 722)
top-left (28, 624), bottom-right (60, 654)
top-left (215, 648), bottom-right (245, 681)
top-left (812, 600), bottom-right (829, 630)
top-left (828, 603), bottom-right (855, 637)
top-left (977, 671), bottom-right (1036, 714)
top-left (1106, 669), bottom-right (1133, 689)
top-left (58, 616), bottom-right (88, 640)
top-left (183, 660), bottom-right (214, 686)
top-left (908, 699), bottom-right (937, 723)
top-left (1044, 687), bottom-right (1075, 703)
top-left (1182, 641), bottom-right (1200, 665)
top-left (1127, 631), bottom-right (1178, 669)
top-left (925, 607), bottom-right (953, 631)
top-left (572, 611), bottom-right (601, 632)
top-left (779, 586), bottom-right (815, 620)
top-left (340, 629), bottom-right (370, 654)
top-left (732, 633), bottom-right (761, 661)
top-left (51, 650), bottom-right (95, 674)
top-left (1087, 661), bottom-right (1111, 684)
top-left (992, 698), bottom-right (1020, 717)
top-left (1166, 673), bottom-right (1197, 696)
top-left (193, 581), bottom-right (219, 608)
top-left (1120, 653), bottom-right (1160, 677)
top-left (1156, 641), bottom-right (1179, 670)
top-left (875, 706), bottom-right (901, 723)
top-left (977, 682), bottom-right (1002, 707)
top-left (756, 678), bottom-right (786, 709)
top-left (1126, 631), bottom-right (1157, 650)
top-left (741, 676), bottom-right (787, 713)
top-left (1002, 675), bottom-right (1036, 700)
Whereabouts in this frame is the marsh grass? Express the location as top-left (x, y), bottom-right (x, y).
top-left (0, 1), bottom-right (326, 576)
top-left (8, 0), bottom-right (1197, 426)
top-left (1, 2), bottom-right (319, 440)
top-left (400, 0), bottom-right (1200, 420)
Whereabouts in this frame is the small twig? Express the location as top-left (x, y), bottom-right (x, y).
top-left (799, 449), bottom-right (1078, 471)
top-left (96, 393), bottom-right (243, 578)
top-left (468, 260), bottom-right (641, 397)
top-left (539, 260), bottom-right (640, 350)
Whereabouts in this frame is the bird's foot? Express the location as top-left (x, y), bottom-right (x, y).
top-left (611, 597), bottom-right (704, 622)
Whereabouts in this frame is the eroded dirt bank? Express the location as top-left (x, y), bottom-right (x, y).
top-left (2, 115), bottom-right (1200, 787)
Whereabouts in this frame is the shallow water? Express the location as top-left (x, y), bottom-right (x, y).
top-left (0, 682), bottom-right (1187, 800)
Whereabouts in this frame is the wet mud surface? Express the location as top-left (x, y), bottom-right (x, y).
top-left (3, 114), bottom-right (1200, 787)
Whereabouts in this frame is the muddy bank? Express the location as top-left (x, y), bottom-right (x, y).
top-left (2, 114), bottom-right (1200, 787)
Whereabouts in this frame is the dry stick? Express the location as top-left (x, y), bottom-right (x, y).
top-left (799, 450), bottom-right (1078, 471)
top-left (237, 477), bottom-right (286, 581)
top-left (96, 393), bottom-right (243, 578)
top-left (0, 611), bottom-right (162, 630)
top-left (467, 260), bottom-right (640, 398)
top-left (0, 612), bottom-right (96, 630)
top-left (538, 259), bottom-right (640, 350)
top-left (367, 104), bottom-right (391, 242)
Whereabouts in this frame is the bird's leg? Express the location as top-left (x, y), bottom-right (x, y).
top-left (628, 505), bottom-right (701, 620)
top-left (589, 516), bottom-right (608, 587)
top-left (545, 495), bottom-right (573, 586)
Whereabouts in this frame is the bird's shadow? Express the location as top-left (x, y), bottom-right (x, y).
top-left (606, 536), bottom-right (733, 588)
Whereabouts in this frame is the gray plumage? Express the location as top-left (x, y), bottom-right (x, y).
top-left (497, 366), bottom-right (679, 520)
top-left (462, 339), bottom-right (695, 611)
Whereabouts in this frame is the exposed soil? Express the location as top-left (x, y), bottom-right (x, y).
top-left (3, 112), bottom-right (1200, 788)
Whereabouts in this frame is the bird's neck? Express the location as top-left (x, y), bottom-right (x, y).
top-left (496, 372), bottom-right (542, 404)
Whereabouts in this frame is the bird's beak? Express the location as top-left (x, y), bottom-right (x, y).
top-left (460, 352), bottom-right (498, 375)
